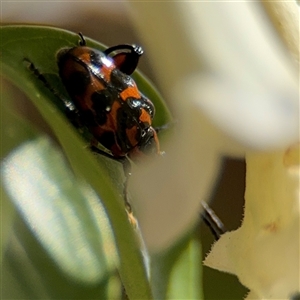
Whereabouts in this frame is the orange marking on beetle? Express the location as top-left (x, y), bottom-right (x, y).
top-left (89, 74), bottom-right (106, 91)
top-left (100, 65), bottom-right (114, 82)
top-left (78, 50), bottom-right (92, 64)
top-left (120, 86), bottom-right (140, 101)
top-left (106, 100), bottom-right (121, 130)
top-left (139, 108), bottom-right (152, 124)
top-left (75, 48), bottom-right (114, 81)
top-left (126, 126), bottom-right (139, 147)
top-left (75, 75), bottom-right (106, 110)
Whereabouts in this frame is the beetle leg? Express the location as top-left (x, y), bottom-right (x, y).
top-left (121, 159), bottom-right (138, 228)
top-left (121, 158), bottom-right (132, 210)
top-left (24, 58), bottom-right (83, 128)
top-left (201, 201), bottom-right (226, 240)
top-left (90, 146), bottom-right (136, 225)
top-left (90, 145), bottom-right (120, 161)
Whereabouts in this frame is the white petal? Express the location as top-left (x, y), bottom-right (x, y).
top-left (205, 144), bottom-right (300, 298)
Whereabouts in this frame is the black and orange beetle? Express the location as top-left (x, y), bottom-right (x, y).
top-left (25, 33), bottom-right (161, 218)
top-left (26, 33), bottom-right (161, 161)
top-left (25, 33), bottom-right (225, 236)
top-left (57, 33), bottom-right (161, 160)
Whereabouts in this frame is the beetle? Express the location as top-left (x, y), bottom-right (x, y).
top-left (25, 33), bottom-right (160, 160)
top-left (56, 33), bottom-right (161, 160)
top-left (25, 33), bottom-right (225, 237)
top-left (24, 33), bottom-right (163, 221)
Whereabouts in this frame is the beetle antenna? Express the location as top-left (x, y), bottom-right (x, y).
top-left (78, 32), bottom-right (86, 46)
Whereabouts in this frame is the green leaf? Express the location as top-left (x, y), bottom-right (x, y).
top-left (0, 24), bottom-right (173, 299)
top-left (151, 229), bottom-right (203, 300)
top-left (2, 136), bottom-right (118, 283)
top-left (1, 86), bottom-right (121, 299)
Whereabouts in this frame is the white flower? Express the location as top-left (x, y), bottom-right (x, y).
top-left (128, 2), bottom-right (299, 297)
top-left (204, 144), bottom-right (300, 299)
top-left (127, 1), bottom-right (298, 251)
